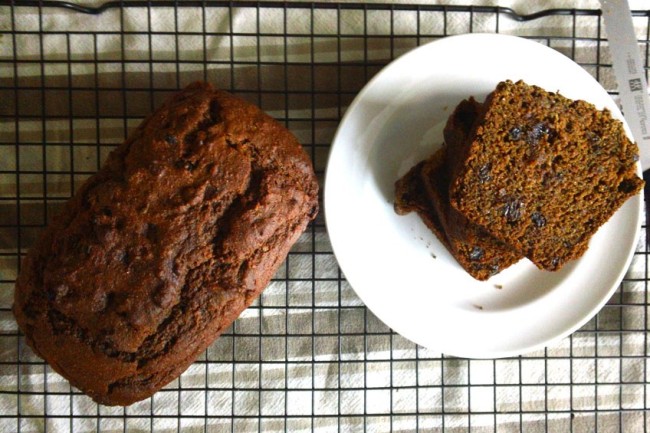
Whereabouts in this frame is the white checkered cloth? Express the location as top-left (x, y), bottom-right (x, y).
top-left (1, 1), bottom-right (648, 432)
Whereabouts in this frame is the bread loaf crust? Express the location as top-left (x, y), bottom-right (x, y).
top-left (13, 82), bottom-right (319, 405)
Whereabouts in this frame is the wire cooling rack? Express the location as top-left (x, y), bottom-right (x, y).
top-left (1, 2), bottom-right (650, 432)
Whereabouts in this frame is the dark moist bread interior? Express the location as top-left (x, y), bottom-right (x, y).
top-left (448, 80), bottom-right (643, 271)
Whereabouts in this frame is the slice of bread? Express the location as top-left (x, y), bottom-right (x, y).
top-left (448, 80), bottom-right (644, 270)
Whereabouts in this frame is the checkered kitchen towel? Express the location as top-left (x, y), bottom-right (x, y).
top-left (1, 1), bottom-right (649, 432)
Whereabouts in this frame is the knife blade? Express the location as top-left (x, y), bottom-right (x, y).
top-left (600, 0), bottom-right (650, 166)
top-left (599, 0), bottom-right (650, 238)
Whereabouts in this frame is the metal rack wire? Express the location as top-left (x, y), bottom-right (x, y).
top-left (0, 2), bottom-right (649, 432)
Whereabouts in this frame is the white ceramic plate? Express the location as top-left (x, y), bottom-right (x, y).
top-left (324, 33), bottom-right (643, 359)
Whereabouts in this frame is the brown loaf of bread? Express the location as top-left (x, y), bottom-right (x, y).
top-left (448, 80), bottom-right (644, 270)
top-left (13, 82), bottom-right (319, 406)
